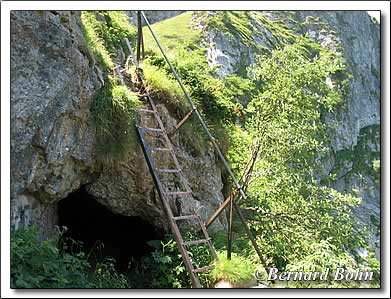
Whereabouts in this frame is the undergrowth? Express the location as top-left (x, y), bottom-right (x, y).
top-left (11, 226), bottom-right (129, 288)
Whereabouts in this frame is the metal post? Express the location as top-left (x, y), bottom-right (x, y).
top-left (206, 189), bottom-right (237, 228)
top-left (137, 11), bottom-right (143, 63)
top-left (227, 196), bottom-right (233, 260)
top-left (233, 201), bottom-right (268, 270)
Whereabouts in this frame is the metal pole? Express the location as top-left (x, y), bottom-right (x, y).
top-left (137, 11), bottom-right (142, 63)
top-left (227, 195), bottom-right (233, 260)
top-left (140, 11), bottom-right (247, 202)
top-left (233, 201), bottom-right (268, 269)
top-left (139, 11), bottom-right (267, 268)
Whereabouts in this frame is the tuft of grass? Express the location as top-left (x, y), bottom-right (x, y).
top-left (209, 251), bottom-right (256, 287)
top-left (92, 81), bottom-right (142, 162)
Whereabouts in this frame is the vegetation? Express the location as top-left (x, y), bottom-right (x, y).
top-left (209, 252), bottom-right (257, 286)
top-left (11, 226), bottom-right (129, 288)
top-left (92, 81), bottom-right (142, 162)
top-left (81, 11), bottom-right (137, 71)
top-left (80, 11), bottom-right (141, 162)
top-left (80, 10), bottom-right (380, 288)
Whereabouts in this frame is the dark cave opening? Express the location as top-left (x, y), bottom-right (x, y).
top-left (57, 185), bottom-right (163, 273)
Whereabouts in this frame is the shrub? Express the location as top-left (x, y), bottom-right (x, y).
top-left (128, 238), bottom-right (191, 288)
top-left (11, 226), bottom-right (129, 288)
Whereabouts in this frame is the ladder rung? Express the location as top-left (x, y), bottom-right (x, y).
top-left (172, 215), bottom-right (198, 221)
top-left (192, 265), bottom-right (215, 273)
top-left (156, 168), bottom-right (181, 173)
top-left (164, 191), bottom-right (191, 196)
top-left (183, 239), bottom-right (210, 247)
top-left (143, 127), bottom-right (163, 132)
top-left (137, 108), bottom-right (156, 114)
top-left (151, 147), bottom-right (171, 152)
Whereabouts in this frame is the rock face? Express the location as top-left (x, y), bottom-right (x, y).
top-left (87, 103), bottom-right (225, 231)
top-left (10, 11), bottom-right (101, 235)
top-left (204, 11), bottom-right (380, 256)
top-left (10, 10), bottom-right (225, 237)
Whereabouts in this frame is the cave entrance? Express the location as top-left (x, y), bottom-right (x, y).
top-left (57, 185), bottom-right (162, 272)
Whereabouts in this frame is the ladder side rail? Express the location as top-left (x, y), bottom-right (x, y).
top-left (135, 69), bottom-right (192, 194)
top-left (136, 128), bottom-right (201, 288)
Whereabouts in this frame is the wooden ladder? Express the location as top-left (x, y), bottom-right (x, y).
top-left (133, 71), bottom-right (218, 289)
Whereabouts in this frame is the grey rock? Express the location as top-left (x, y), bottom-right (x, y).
top-left (11, 11), bottom-right (101, 236)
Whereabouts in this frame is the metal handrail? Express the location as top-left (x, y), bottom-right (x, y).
top-left (137, 11), bottom-right (267, 267)
top-left (140, 11), bottom-right (248, 203)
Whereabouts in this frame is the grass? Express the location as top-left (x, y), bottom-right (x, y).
top-left (81, 12), bottom-right (114, 70)
top-left (92, 81), bottom-right (142, 162)
top-left (208, 251), bottom-right (257, 287)
top-left (80, 11), bottom-right (143, 162)
top-left (81, 11), bottom-right (137, 71)
top-left (141, 61), bottom-right (190, 116)
top-left (143, 11), bottom-right (201, 57)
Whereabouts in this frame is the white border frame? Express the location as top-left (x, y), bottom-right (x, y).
top-left (1, 1), bottom-right (389, 298)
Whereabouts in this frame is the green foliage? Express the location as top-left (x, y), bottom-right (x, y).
top-left (91, 81), bottom-right (142, 162)
top-left (235, 36), bottom-right (375, 285)
top-left (11, 226), bottom-right (129, 288)
top-left (331, 125), bottom-right (380, 184)
top-left (128, 238), bottom-right (191, 288)
top-left (209, 251), bottom-right (256, 286)
top-left (92, 257), bottom-right (129, 288)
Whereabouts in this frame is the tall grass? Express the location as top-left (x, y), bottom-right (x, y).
top-left (92, 82), bottom-right (142, 162)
